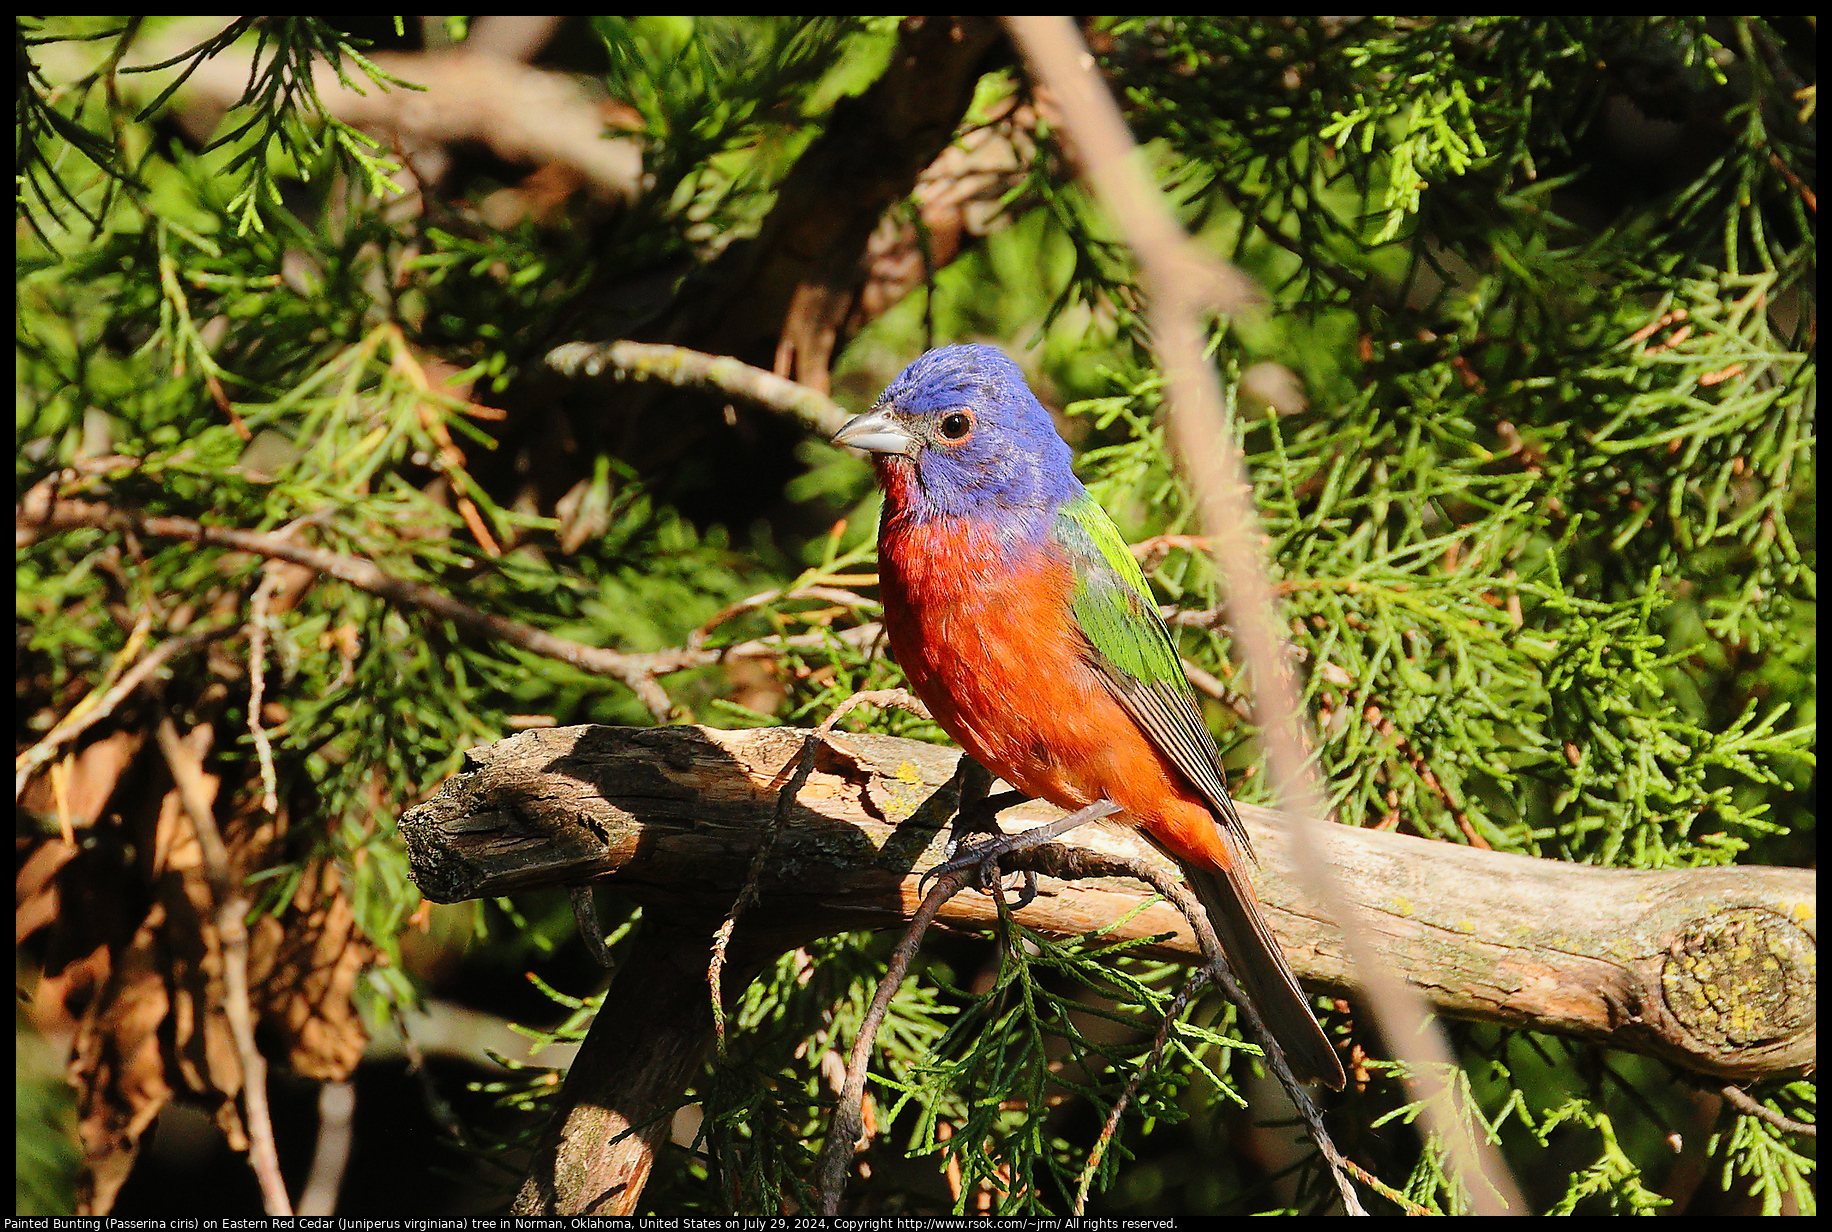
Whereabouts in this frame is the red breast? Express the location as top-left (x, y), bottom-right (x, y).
top-left (877, 502), bottom-right (1236, 873)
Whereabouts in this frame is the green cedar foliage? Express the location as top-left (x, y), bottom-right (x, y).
top-left (17, 15), bottom-right (1812, 1218)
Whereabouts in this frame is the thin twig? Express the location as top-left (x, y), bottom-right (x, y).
top-left (1767, 152), bottom-right (1816, 213)
top-left (547, 340), bottom-right (852, 438)
top-left (1720, 1083), bottom-right (1816, 1137)
top-left (394, 340), bottom-right (502, 556)
top-left (296, 1080), bottom-right (356, 1216)
top-left (1178, 655), bottom-right (1255, 722)
top-left (1123, 859), bottom-right (1365, 1217)
top-left (650, 621), bottom-right (885, 675)
top-left (1129, 532), bottom-right (1213, 568)
top-left (151, 712), bottom-right (292, 1216)
top-left (815, 862), bottom-right (979, 1214)
top-left (708, 689), bottom-right (932, 1054)
top-left (43, 606), bottom-right (154, 840)
top-left (20, 498), bottom-right (680, 720)
top-left (1075, 967), bottom-right (1212, 1213)
top-left (246, 568), bottom-right (282, 815)
top-left (816, 796), bottom-right (1123, 1216)
top-left (686, 581), bottom-right (876, 653)
top-left (16, 618), bottom-right (231, 800)
top-left (1004, 15), bottom-right (1524, 1215)
top-left (1339, 1157), bottom-right (1437, 1216)
top-left (1364, 702), bottom-right (1491, 849)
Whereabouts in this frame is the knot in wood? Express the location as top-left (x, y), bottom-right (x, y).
top-left (1659, 907), bottom-right (1814, 1050)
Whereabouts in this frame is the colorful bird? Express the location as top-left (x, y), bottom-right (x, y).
top-left (833, 344), bottom-right (1345, 1089)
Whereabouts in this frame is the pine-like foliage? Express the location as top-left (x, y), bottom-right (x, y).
top-left (17, 15), bottom-right (1812, 1217)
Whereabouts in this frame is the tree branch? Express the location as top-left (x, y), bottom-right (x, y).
top-left (151, 713), bottom-right (292, 1216)
top-left (15, 618), bottom-right (233, 801)
top-left (401, 724), bottom-right (1816, 1082)
top-left (402, 723), bottom-right (1813, 1213)
top-left (665, 16), bottom-right (1006, 390)
top-left (18, 497), bottom-right (877, 724)
top-left (546, 340), bottom-right (850, 438)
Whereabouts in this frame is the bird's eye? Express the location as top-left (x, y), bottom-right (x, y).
top-left (938, 411), bottom-right (973, 441)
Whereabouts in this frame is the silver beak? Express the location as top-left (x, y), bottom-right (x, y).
top-left (831, 408), bottom-right (916, 457)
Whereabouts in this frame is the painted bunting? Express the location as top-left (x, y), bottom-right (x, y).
top-left (833, 344), bottom-right (1345, 1089)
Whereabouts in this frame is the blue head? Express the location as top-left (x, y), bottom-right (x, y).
top-left (832, 345), bottom-right (1083, 534)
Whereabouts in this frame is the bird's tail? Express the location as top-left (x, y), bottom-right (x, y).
top-left (1178, 858), bottom-right (1346, 1090)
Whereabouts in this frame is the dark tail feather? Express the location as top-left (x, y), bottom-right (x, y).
top-left (1179, 859), bottom-right (1346, 1090)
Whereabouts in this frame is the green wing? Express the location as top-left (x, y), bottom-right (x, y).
top-left (1052, 493), bottom-right (1250, 853)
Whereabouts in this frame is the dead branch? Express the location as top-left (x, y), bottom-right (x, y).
top-left (17, 497), bottom-right (886, 725)
top-left (15, 619), bottom-right (233, 801)
top-left (401, 723), bottom-right (1816, 1081)
top-left (401, 723), bottom-right (1813, 1213)
top-left (547, 340), bottom-right (851, 438)
top-left (150, 713), bottom-right (291, 1215)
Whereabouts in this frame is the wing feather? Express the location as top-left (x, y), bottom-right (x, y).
top-left (1051, 496), bottom-right (1251, 856)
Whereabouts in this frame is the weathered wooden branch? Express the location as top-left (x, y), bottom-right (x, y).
top-left (400, 723), bottom-right (1816, 1213)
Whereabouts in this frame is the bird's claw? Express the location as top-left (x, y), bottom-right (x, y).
top-left (917, 799), bottom-right (1120, 909)
top-left (919, 834), bottom-right (1040, 908)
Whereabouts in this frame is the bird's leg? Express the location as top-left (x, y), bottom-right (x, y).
top-left (946, 755), bottom-right (1004, 838)
top-left (956, 789), bottom-right (1032, 841)
top-left (952, 787), bottom-right (1034, 905)
top-left (930, 756), bottom-right (1030, 902)
top-left (923, 797), bottom-right (1123, 908)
